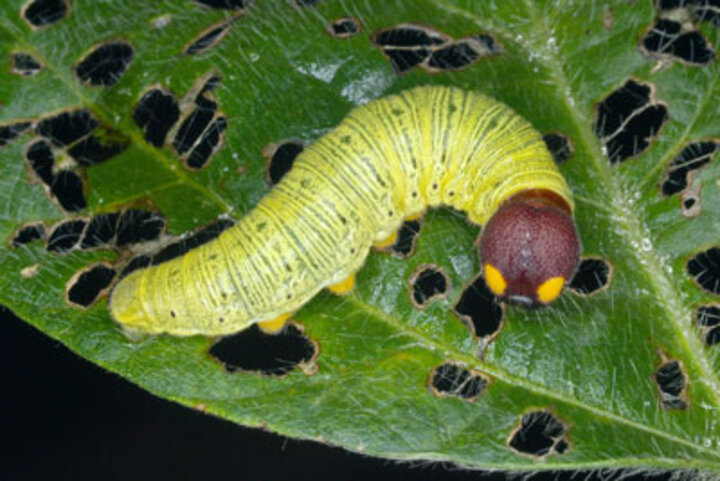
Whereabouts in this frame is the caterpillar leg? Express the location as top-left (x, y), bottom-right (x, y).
top-left (328, 273), bottom-right (356, 295)
top-left (373, 231), bottom-right (398, 249)
top-left (257, 312), bottom-right (292, 334)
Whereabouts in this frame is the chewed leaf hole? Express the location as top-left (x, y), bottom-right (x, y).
top-left (51, 170), bottom-right (87, 212)
top-left (186, 117), bottom-right (227, 170)
top-left (568, 257), bottom-right (612, 295)
top-left (75, 41), bottom-right (134, 87)
top-left (593, 79), bottom-right (668, 164)
top-left (11, 52), bottom-right (43, 76)
top-left (36, 109), bottom-right (99, 147)
top-left (46, 218), bottom-right (88, 253)
top-left (429, 362), bottom-right (488, 401)
top-left (372, 24), bottom-right (501, 74)
top-left (390, 219), bottom-right (422, 258)
top-left (409, 265), bottom-right (449, 308)
top-left (295, 0), bottom-right (322, 6)
top-left (508, 410), bottom-right (569, 458)
top-left (10, 222), bottom-right (46, 248)
top-left (121, 218), bottom-right (234, 277)
top-left (543, 132), bottom-right (574, 164)
top-left (66, 263), bottom-right (116, 308)
top-left (641, 11), bottom-right (715, 66)
top-left (1, 121), bottom-right (33, 148)
top-left (660, 140), bottom-right (718, 196)
top-left (81, 213), bottom-right (120, 249)
top-left (184, 19), bottom-right (236, 56)
top-left (328, 17), bottom-right (361, 38)
top-left (195, 0), bottom-right (252, 9)
top-left (687, 247), bottom-right (720, 294)
top-left (115, 209), bottom-right (166, 247)
top-left (453, 274), bottom-right (503, 339)
top-left (209, 323), bottom-right (317, 376)
top-left (654, 359), bottom-right (688, 410)
top-left (133, 88), bottom-right (181, 148)
top-left (22, 0), bottom-right (68, 28)
top-left (263, 140), bottom-right (305, 186)
top-left (696, 305), bottom-right (720, 346)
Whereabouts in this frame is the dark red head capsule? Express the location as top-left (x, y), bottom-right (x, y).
top-left (479, 190), bottom-right (580, 307)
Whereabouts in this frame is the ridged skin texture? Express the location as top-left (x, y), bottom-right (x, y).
top-left (110, 86), bottom-right (573, 336)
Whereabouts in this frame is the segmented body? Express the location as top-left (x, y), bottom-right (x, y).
top-left (110, 86), bottom-right (572, 336)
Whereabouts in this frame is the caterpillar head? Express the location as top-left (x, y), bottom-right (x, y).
top-left (479, 190), bottom-right (580, 308)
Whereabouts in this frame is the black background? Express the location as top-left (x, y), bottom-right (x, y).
top-left (2, 306), bottom-right (681, 481)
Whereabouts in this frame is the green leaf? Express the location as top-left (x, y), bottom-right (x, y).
top-left (2, 0), bottom-right (719, 473)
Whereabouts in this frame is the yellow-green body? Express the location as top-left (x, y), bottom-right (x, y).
top-left (110, 86), bottom-right (572, 336)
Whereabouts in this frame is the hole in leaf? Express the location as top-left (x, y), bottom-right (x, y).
top-left (328, 17), bottom-right (361, 38)
top-left (294, 0), bottom-right (322, 6)
top-left (568, 257), bottom-right (612, 295)
top-left (46, 218), bottom-right (88, 253)
top-left (184, 19), bottom-right (235, 56)
top-left (25, 139), bottom-right (55, 185)
top-left (11, 52), bottom-right (43, 76)
top-left (453, 274), bottom-right (503, 339)
top-left (186, 117), bottom-right (227, 170)
top-left (641, 18), bottom-right (715, 65)
top-left (543, 132), bottom-right (574, 164)
top-left (22, 0), bottom-right (68, 28)
top-left (654, 359), bottom-right (688, 410)
top-left (0, 121), bottom-right (32, 147)
top-left (409, 265), bottom-right (450, 308)
top-left (660, 140), bottom-right (718, 196)
top-left (35, 110), bottom-right (99, 147)
top-left (80, 213), bottom-right (120, 249)
top-left (66, 263), bottom-right (116, 308)
top-left (695, 304), bottom-right (720, 346)
top-left (50, 170), bottom-right (87, 212)
top-left (133, 88), bottom-right (181, 148)
top-left (115, 209), bottom-right (166, 247)
top-left (120, 254), bottom-right (152, 278)
top-left (390, 219), bottom-right (422, 258)
top-left (10, 222), bottom-right (45, 248)
top-left (425, 35), bottom-right (501, 72)
top-left (429, 362), bottom-right (488, 401)
top-left (194, 0), bottom-right (252, 9)
top-left (593, 79), bottom-right (668, 163)
top-left (75, 41), bottom-right (134, 87)
top-left (263, 140), bottom-right (305, 186)
top-left (687, 247), bottom-right (720, 294)
top-left (373, 24), bottom-right (449, 48)
top-left (209, 323), bottom-right (317, 376)
top-left (694, 0), bottom-right (720, 26)
top-left (67, 130), bottom-right (130, 167)
top-left (172, 99), bottom-right (217, 155)
top-left (508, 410), bottom-right (569, 458)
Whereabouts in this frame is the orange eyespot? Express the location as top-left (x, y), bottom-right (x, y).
top-left (484, 263), bottom-right (507, 296)
top-left (536, 276), bottom-right (565, 303)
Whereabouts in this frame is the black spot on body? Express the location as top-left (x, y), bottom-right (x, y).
top-left (568, 258), bottom-right (611, 294)
top-left (209, 324), bottom-right (316, 376)
top-left (410, 266), bottom-right (449, 307)
top-left (35, 110), bottom-right (99, 147)
top-left (390, 219), bottom-right (422, 258)
top-left (186, 117), bottom-right (227, 170)
top-left (509, 411), bottom-right (568, 457)
top-left (22, 0), bottom-right (67, 27)
top-left (67, 264), bottom-right (116, 307)
top-left (267, 141), bottom-right (304, 185)
top-left (11, 222), bottom-right (45, 248)
top-left (50, 170), bottom-right (87, 212)
top-left (115, 210), bottom-right (166, 247)
top-left (655, 360), bottom-right (688, 409)
top-left (453, 275), bottom-right (503, 338)
top-left (133, 89), bottom-right (181, 147)
top-left (543, 132), bottom-right (574, 164)
top-left (329, 17), bottom-right (360, 38)
top-left (171, 310), bottom-right (176, 318)
top-left (11, 52), bottom-right (43, 76)
top-left (47, 219), bottom-right (87, 253)
top-left (75, 42), bottom-right (134, 87)
top-left (661, 141), bottom-right (718, 196)
top-left (195, 0), bottom-right (251, 9)
top-left (80, 213), bottom-right (119, 248)
top-left (1, 122), bottom-right (32, 147)
top-left (687, 247), bottom-right (720, 294)
top-left (429, 362), bottom-right (487, 400)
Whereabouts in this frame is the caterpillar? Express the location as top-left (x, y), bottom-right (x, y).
top-left (110, 86), bottom-right (580, 337)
